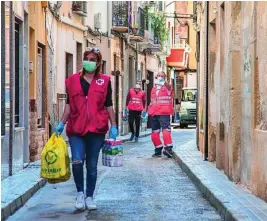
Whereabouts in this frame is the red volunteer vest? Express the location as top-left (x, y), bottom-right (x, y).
top-left (65, 73), bottom-right (110, 136)
top-left (148, 86), bottom-right (174, 116)
top-left (127, 88), bottom-right (145, 111)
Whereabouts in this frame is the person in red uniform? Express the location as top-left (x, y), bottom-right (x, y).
top-left (126, 80), bottom-right (146, 142)
top-left (148, 72), bottom-right (174, 158)
top-left (55, 47), bottom-right (118, 211)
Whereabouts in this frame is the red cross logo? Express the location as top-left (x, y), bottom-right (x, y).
top-left (96, 79), bottom-right (104, 85)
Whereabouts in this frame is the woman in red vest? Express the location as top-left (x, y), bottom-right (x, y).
top-left (148, 72), bottom-right (174, 158)
top-left (55, 48), bottom-right (118, 211)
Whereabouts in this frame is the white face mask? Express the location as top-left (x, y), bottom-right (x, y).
top-left (156, 77), bottom-right (165, 85)
top-left (135, 84), bottom-right (141, 89)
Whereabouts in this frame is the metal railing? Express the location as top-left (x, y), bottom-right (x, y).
top-left (154, 35), bottom-right (160, 45)
top-left (112, 1), bottom-right (129, 27)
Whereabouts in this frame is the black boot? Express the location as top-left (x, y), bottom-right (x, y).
top-left (152, 147), bottom-right (163, 158)
top-left (129, 134), bottom-right (135, 141)
top-left (163, 146), bottom-right (173, 158)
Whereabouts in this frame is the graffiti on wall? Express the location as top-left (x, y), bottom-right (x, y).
top-left (243, 50), bottom-right (252, 95)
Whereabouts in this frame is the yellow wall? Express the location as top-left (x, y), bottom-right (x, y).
top-left (28, 1), bottom-right (46, 99)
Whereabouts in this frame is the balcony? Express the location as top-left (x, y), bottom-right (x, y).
top-left (166, 40), bottom-right (191, 68)
top-left (130, 7), bottom-right (145, 43)
top-left (166, 48), bottom-right (189, 69)
top-left (112, 1), bottom-right (129, 33)
top-left (72, 1), bottom-right (88, 17)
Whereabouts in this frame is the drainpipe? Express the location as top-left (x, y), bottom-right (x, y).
top-left (204, 2), bottom-right (209, 161)
top-left (107, 2), bottom-right (111, 38)
top-left (173, 69), bottom-right (177, 123)
top-left (1, 2), bottom-right (5, 136)
top-left (9, 1), bottom-right (14, 176)
top-left (136, 42), bottom-right (138, 80)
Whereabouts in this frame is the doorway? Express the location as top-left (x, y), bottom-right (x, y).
top-left (66, 52), bottom-right (73, 78)
top-left (147, 70), bottom-right (154, 128)
top-left (76, 42), bottom-right (82, 72)
top-left (114, 54), bottom-right (119, 126)
top-left (129, 57), bottom-right (133, 89)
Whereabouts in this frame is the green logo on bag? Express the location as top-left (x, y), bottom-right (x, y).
top-left (45, 150), bottom-right (58, 165)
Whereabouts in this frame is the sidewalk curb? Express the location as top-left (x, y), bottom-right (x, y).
top-left (173, 151), bottom-right (237, 221)
top-left (1, 178), bottom-right (47, 221)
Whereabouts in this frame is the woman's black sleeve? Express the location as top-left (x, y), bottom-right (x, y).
top-left (66, 90), bottom-right (70, 104)
top-left (104, 80), bottom-right (113, 107)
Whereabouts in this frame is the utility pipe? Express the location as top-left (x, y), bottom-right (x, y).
top-left (204, 1), bottom-right (209, 160)
top-left (9, 1), bottom-right (14, 176)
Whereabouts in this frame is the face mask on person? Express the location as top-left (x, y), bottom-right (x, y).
top-left (156, 77), bottom-right (165, 85)
top-left (135, 84), bottom-right (141, 89)
top-left (82, 60), bottom-right (97, 72)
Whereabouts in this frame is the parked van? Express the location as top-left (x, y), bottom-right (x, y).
top-left (180, 87), bottom-right (197, 128)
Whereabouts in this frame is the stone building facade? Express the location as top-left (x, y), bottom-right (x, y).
top-left (1, 1), bottom-right (30, 179)
top-left (28, 1), bottom-right (49, 161)
top-left (1, 1), bottom-right (167, 179)
top-left (196, 1), bottom-right (267, 202)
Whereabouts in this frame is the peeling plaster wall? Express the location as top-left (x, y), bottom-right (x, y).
top-left (228, 2), bottom-right (242, 182)
top-left (198, 1), bottom-right (267, 202)
top-left (240, 1), bottom-right (254, 187)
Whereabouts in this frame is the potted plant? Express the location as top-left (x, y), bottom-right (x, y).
top-left (72, 1), bottom-right (82, 11)
top-left (132, 24), bottom-right (139, 35)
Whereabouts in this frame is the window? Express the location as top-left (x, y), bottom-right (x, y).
top-left (66, 52), bottom-right (73, 78)
top-left (72, 1), bottom-right (88, 17)
top-left (182, 89), bottom-right (197, 102)
top-left (102, 60), bottom-right (107, 74)
top-left (137, 70), bottom-right (141, 81)
top-left (76, 42), bottom-right (82, 71)
top-left (158, 1), bottom-right (163, 11)
top-left (37, 47), bottom-right (43, 127)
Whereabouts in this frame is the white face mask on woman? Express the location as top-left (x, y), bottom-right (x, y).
top-left (135, 84), bottom-right (141, 89)
top-left (156, 77), bottom-right (165, 86)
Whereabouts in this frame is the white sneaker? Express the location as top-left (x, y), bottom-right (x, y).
top-left (75, 192), bottom-right (85, 210)
top-left (85, 197), bottom-right (97, 210)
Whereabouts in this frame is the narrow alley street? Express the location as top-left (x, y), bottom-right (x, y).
top-left (7, 129), bottom-right (221, 221)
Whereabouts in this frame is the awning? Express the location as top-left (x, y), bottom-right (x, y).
top-left (166, 48), bottom-right (188, 69)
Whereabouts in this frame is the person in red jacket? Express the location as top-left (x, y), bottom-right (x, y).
top-left (126, 80), bottom-right (146, 142)
top-left (148, 72), bottom-right (174, 158)
top-left (55, 48), bottom-right (118, 211)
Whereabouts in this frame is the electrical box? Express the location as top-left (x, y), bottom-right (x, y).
top-left (29, 61), bottom-right (33, 73)
top-left (94, 13), bottom-right (101, 30)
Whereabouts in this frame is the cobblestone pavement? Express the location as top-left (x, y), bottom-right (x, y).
top-left (7, 129), bottom-right (222, 221)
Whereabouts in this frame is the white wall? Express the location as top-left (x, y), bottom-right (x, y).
top-left (84, 1), bottom-right (108, 33)
top-left (165, 1), bottom-right (175, 48)
top-left (55, 22), bottom-right (84, 94)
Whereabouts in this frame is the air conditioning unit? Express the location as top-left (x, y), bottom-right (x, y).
top-left (94, 13), bottom-right (101, 30)
top-left (29, 61), bottom-right (33, 72)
